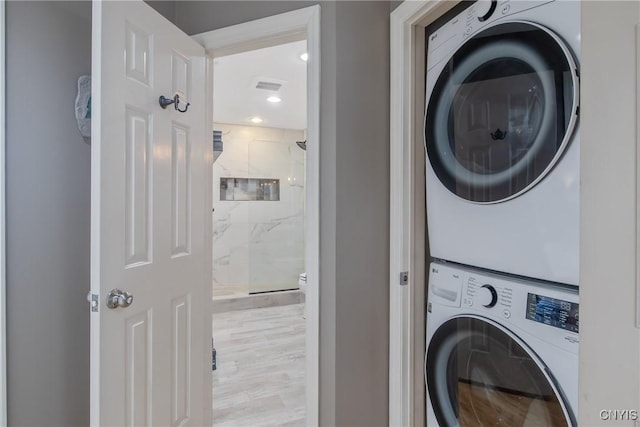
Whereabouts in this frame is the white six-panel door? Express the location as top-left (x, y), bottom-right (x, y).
top-left (91, 1), bottom-right (210, 425)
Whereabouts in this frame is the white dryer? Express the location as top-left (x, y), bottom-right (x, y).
top-left (425, 262), bottom-right (579, 426)
top-left (424, 0), bottom-right (580, 285)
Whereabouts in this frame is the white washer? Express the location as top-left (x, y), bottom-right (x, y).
top-left (425, 261), bottom-right (579, 426)
top-left (424, 0), bottom-right (580, 285)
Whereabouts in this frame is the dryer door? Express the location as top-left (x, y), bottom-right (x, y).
top-left (425, 21), bottom-right (578, 203)
top-left (425, 316), bottom-right (574, 426)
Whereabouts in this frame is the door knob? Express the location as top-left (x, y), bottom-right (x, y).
top-left (106, 289), bottom-right (134, 309)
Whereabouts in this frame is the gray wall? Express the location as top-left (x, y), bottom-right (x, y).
top-left (6, 1), bottom-right (92, 426)
top-left (174, 1), bottom-right (313, 33)
top-left (175, 2), bottom-right (391, 425)
top-left (333, 4), bottom-right (390, 424)
top-left (147, 0), bottom-right (176, 23)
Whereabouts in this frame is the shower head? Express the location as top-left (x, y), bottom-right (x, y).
top-left (296, 140), bottom-right (307, 151)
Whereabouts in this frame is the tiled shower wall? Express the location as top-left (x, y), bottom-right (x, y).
top-left (212, 123), bottom-right (305, 296)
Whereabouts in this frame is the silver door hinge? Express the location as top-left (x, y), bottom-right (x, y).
top-left (399, 271), bottom-right (409, 286)
top-left (87, 292), bottom-right (99, 312)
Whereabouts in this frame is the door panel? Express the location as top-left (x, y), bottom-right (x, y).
top-left (125, 22), bottom-right (153, 86)
top-left (91, 1), bottom-right (210, 425)
top-left (171, 294), bottom-right (191, 425)
top-left (171, 123), bottom-right (191, 257)
top-left (124, 106), bottom-right (152, 266)
top-left (125, 311), bottom-right (152, 426)
top-left (172, 52), bottom-right (191, 101)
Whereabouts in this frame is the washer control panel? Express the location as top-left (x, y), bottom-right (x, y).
top-left (463, 275), bottom-right (513, 320)
top-left (525, 292), bottom-right (579, 333)
top-left (458, 270), bottom-right (579, 336)
top-left (428, 261), bottom-right (578, 353)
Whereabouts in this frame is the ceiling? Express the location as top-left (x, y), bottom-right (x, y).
top-left (213, 40), bottom-right (307, 130)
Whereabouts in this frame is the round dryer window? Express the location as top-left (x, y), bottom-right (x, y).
top-left (426, 316), bottom-right (575, 426)
top-left (425, 22), bottom-right (579, 203)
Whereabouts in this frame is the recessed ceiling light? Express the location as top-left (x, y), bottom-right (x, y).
top-left (250, 117), bottom-right (263, 124)
top-left (299, 52), bottom-right (309, 62)
top-left (267, 96), bottom-right (282, 103)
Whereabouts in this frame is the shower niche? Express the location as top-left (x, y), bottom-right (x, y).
top-left (220, 177), bottom-right (280, 201)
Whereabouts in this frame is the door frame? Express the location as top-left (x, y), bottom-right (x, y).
top-left (192, 5), bottom-right (321, 426)
top-left (389, 1), bottom-right (459, 426)
top-left (0, 0), bottom-right (6, 423)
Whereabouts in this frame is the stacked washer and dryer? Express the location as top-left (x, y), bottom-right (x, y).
top-left (423, 1), bottom-right (581, 426)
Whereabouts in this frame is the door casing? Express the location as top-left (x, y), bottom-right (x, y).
top-left (389, 2), bottom-right (466, 426)
top-left (0, 1), bottom-right (6, 424)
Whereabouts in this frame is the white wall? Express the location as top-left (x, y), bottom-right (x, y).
top-left (212, 123), bottom-right (305, 295)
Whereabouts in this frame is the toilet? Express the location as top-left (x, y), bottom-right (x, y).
top-left (298, 273), bottom-right (307, 318)
top-left (298, 272), bottom-right (307, 296)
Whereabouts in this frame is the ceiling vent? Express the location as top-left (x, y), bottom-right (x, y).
top-left (256, 81), bottom-right (282, 91)
top-left (252, 77), bottom-right (287, 92)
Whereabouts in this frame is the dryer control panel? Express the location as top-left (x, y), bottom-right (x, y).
top-left (427, 0), bottom-right (555, 70)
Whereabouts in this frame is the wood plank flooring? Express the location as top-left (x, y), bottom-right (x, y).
top-left (212, 303), bottom-right (306, 426)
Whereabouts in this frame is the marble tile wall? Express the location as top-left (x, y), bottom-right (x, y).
top-left (212, 123), bottom-right (306, 296)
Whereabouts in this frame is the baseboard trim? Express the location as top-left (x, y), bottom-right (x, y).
top-left (212, 289), bottom-right (304, 313)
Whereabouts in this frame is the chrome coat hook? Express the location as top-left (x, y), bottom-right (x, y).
top-left (159, 94), bottom-right (190, 113)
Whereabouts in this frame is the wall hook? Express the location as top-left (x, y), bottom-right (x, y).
top-left (158, 94), bottom-right (190, 113)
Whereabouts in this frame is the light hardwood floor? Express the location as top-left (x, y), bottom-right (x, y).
top-left (212, 303), bottom-right (306, 427)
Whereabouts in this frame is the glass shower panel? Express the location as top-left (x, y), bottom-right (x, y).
top-left (247, 133), bottom-right (305, 294)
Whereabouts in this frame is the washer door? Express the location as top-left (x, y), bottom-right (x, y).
top-left (425, 22), bottom-right (579, 203)
top-left (426, 316), bottom-right (574, 426)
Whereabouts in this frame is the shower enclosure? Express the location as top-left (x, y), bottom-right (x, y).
top-left (212, 123), bottom-right (306, 297)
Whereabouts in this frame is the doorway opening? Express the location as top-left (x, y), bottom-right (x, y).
top-left (193, 6), bottom-right (320, 425)
top-left (212, 39), bottom-right (307, 303)
top-left (210, 39), bottom-right (308, 426)
top-left (193, 6), bottom-right (320, 424)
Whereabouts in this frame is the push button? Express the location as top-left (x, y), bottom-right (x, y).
top-left (503, 309), bottom-right (511, 319)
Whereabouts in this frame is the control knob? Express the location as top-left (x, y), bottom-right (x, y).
top-left (477, 284), bottom-right (498, 308)
top-left (475, 0), bottom-right (497, 22)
